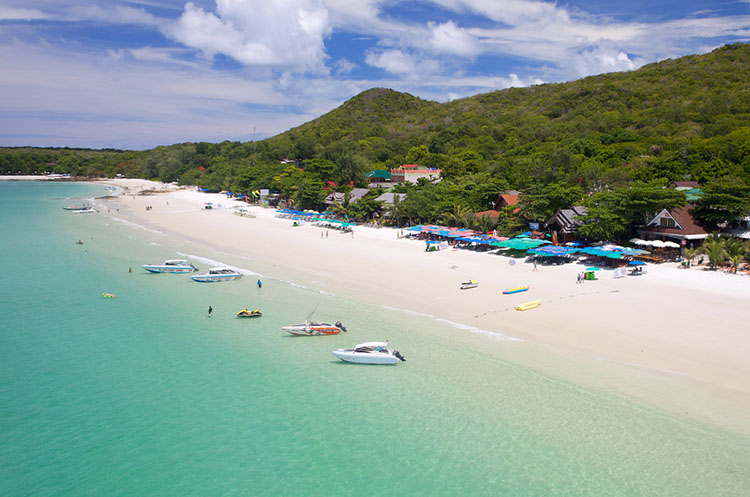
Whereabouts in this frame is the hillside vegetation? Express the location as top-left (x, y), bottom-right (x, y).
top-left (3, 43), bottom-right (750, 239)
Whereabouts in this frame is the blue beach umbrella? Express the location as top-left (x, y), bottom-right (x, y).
top-left (628, 260), bottom-right (646, 266)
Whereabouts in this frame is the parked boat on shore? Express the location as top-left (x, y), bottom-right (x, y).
top-left (190, 267), bottom-right (242, 282)
top-left (460, 280), bottom-right (478, 290)
top-left (141, 259), bottom-right (197, 274)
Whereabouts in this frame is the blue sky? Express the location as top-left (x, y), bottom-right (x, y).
top-left (1, 0), bottom-right (749, 150)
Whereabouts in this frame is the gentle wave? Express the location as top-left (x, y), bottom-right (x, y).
top-left (277, 279), bottom-right (337, 297)
top-left (382, 305), bottom-right (522, 342)
top-left (175, 252), bottom-right (261, 276)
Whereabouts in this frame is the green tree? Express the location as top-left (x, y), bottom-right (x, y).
top-left (692, 176), bottom-right (750, 228)
top-left (696, 234), bottom-right (727, 269)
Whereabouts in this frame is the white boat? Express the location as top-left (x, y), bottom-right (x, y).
top-left (332, 341), bottom-right (406, 364)
top-left (63, 205), bottom-right (92, 211)
top-left (190, 267), bottom-right (242, 282)
top-left (282, 320), bottom-right (346, 336)
top-left (460, 280), bottom-right (478, 289)
top-left (141, 259), bottom-right (197, 274)
top-left (72, 208), bottom-right (97, 214)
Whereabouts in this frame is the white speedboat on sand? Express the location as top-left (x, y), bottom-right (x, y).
top-left (141, 259), bottom-right (197, 273)
top-left (190, 267), bottom-right (242, 282)
top-left (332, 341), bottom-right (405, 364)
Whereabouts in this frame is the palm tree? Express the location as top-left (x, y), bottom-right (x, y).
top-left (475, 213), bottom-right (498, 234)
top-left (683, 247), bottom-right (696, 267)
top-left (441, 205), bottom-right (472, 228)
top-left (696, 234), bottom-right (726, 270)
top-left (723, 237), bottom-right (746, 273)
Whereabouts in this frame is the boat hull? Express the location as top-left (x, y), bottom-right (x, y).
top-left (503, 286), bottom-right (529, 294)
top-left (331, 349), bottom-right (400, 364)
top-left (190, 274), bottom-right (242, 282)
top-left (282, 323), bottom-right (343, 336)
top-left (141, 265), bottom-right (196, 273)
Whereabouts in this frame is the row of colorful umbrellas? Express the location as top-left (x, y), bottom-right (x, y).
top-left (630, 238), bottom-right (680, 248)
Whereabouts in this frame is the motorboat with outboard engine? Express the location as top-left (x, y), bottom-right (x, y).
top-left (190, 267), bottom-right (242, 282)
top-left (460, 280), bottom-right (478, 290)
top-left (141, 259), bottom-right (198, 274)
top-left (282, 320), bottom-right (346, 336)
top-left (331, 341), bottom-right (405, 364)
top-left (63, 205), bottom-right (92, 211)
top-left (237, 309), bottom-right (262, 318)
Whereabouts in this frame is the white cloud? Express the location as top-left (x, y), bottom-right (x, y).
top-left (0, 7), bottom-right (51, 21)
top-left (68, 4), bottom-right (161, 25)
top-left (164, 0), bottom-right (332, 74)
top-left (365, 49), bottom-right (441, 77)
top-left (572, 41), bottom-right (643, 77)
top-left (428, 20), bottom-right (480, 57)
top-left (333, 57), bottom-right (356, 75)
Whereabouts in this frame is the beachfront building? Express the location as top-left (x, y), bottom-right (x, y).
top-left (544, 206), bottom-right (588, 244)
top-left (324, 188), bottom-right (369, 206)
top-left (366, 169), bottom-right (392, 188)
top-left (390, 164), bottom-right (441, 184)
top-left (493, 191), bottom-right (522, 212)
top-left (637, 206), bottom-right (709, 247)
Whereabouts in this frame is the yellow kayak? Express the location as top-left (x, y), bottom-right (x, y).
top-left (515, 299), bottom-right (541, 311)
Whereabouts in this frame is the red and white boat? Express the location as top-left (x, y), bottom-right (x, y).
top-left (282, 320), bottom-right (346, 336)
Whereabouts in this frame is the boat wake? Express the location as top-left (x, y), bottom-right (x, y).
top-left (175, 252), bottom-right (260, 276)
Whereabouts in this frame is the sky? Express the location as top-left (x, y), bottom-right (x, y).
top-left (1, 1), bottom-right (749, 150)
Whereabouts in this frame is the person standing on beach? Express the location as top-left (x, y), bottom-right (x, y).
top-left (533, 262), bottom-right (538, 271)
top-left (257, 280), bottom-right (262, 289)
top-left (208, 305), bottom-right (213, 318)
top-left (576, 273), bottom-right (581, 284)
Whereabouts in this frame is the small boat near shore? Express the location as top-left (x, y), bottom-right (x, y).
top-left (237, 309), bottom-right (262, 318)
top-left (282, 320), bottom-right (346, 336)
top-left (63, 205), bottom-right (92, 211)
top-left (460, 280), bottom-right (478, 290)
top-left (72, 208), bottom-right (97, 214)
top-left (190, 267), bottom-right (242, 282)
top-left (503, 285), bottom-right (529, 294)
top-left (141, 259), bottom-right (198, 274)
top-left (332, 341), bottom-right (405, 364)
top-left (515, 299), bottom-right (541, 311)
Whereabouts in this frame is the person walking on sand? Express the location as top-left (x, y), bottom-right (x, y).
top-left (208, 305), bottom-right (213, 318)
top-left (257, 279), bottom-right (262, 289)
top-left (533, 262), bottom-right (538, 271)
top-left (576, 273), bottom-right (581, 284)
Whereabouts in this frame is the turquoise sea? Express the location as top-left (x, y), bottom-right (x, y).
top-left (2, 181), bottom-right (750, 496)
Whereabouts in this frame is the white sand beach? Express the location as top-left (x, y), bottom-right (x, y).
top-left (99, 179), bottom-right (750, 434)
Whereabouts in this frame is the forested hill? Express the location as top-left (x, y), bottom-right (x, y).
top-left (2, 43), bottom-right (749, 237)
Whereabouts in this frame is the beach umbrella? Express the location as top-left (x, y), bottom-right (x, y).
top-left (628, 260), bottom-right (646, 266)
top-left (585, 267), bottom-right (601, 271)
top-left (650, 240), bottom-right (666, 248)
top-left (663, 241), bottom-right (680, 248)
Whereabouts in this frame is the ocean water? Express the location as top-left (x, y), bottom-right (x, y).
top-left (2, 181), bottom-right (749, 497)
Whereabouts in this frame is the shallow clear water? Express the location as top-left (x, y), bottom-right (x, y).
top-left (1, 181), bottom-right (749, 496)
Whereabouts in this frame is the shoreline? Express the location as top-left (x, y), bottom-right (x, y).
top-left (95, 179), bottom-right (750, 435)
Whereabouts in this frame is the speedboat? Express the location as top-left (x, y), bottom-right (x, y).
top-left (332, 341), bottom-right (405, 364)
top-left (141, 259), bottom-right (197, 274)
top-left (282, 320), bottom-right (346, 336)
top-left (237, 309), bottom-right (262, 318)
top-left (72, 208), bottom-right (97, 214)
top-left (190, 267), bottom-right (242, 282)
top-left (63, 205), bottom-right (92, 211)
top-left (460, 280), bottom-right (478, 290)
